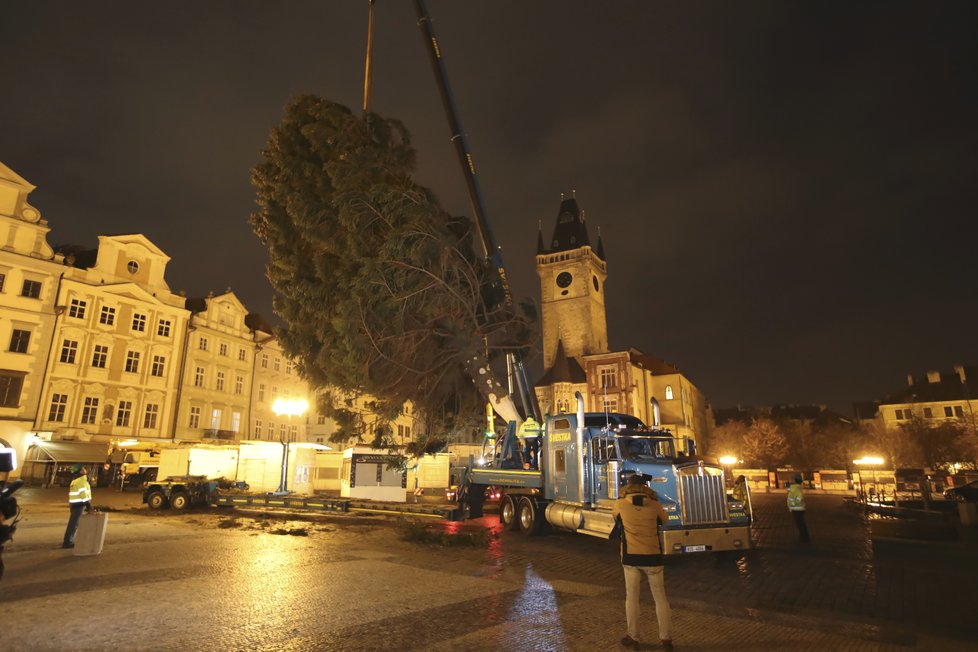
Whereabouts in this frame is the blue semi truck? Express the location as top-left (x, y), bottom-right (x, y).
top-left (458, 393), bottom-right (752, 554)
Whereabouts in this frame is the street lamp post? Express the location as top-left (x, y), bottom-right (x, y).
top-left (272, 398), bottom-right (309, 493)
top-left (853, 455), bottom-right (884, 504)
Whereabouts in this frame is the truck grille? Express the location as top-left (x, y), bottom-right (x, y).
top-left (679, 471), bottom-right (728, 524)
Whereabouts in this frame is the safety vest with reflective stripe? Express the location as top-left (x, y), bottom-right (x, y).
top-left (787, 483), bottom-right (806, 511)
top-left (68, 475), bottom-right (92, 504)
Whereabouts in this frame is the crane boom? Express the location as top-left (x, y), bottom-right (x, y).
top-left (413, 0), bottom-right (542, 423)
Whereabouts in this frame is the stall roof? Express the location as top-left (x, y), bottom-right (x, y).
top-left (29, 441), bottom-right (111, 463)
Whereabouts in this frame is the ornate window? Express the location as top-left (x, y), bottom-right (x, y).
top-left (0, 371), bottom-right (25, 408)
top-left (60, 339), bottom-right (79, 364)
top-left (48, 393), bottom-right (68, 422)
top-left (116, 401), bottom-right (133, 427)
top-left (8, 329), bottom-right (30, 353)
top-left (143, 404), bottom-right (159, 429)
top-left (21, 279), bottom-right (41, 298)
top-left (99, 306), bottom-right (116, 325)
top-left (81, 397), bottom-right (99, 425)
top-left (92, 345), bottom-right (109, 368)
top-left (68, 299), bottom-right (87, 319)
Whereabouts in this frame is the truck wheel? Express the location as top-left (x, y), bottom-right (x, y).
top-left (169, 491), bottom-right (189, 510)
top-left (518, 497), bottom-right (543, 537)
top-left (146, 490), bottom-right (168, 510)
top-left (499, 494), bottom-right (520, 531)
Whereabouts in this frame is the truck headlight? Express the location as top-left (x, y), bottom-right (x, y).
top-left (663, 504), bottom-right (677, 513)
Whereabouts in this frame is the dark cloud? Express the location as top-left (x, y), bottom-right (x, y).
top-left (2, 1), bottom-right (976, 411)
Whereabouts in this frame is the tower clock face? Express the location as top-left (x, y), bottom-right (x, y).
top-left (556, 272), bottom-right (573, 288)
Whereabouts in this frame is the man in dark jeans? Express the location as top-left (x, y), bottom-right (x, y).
top-left (613, 474), bottom-right (673, 650)
top-left (62, 464), bottom-right (92, 549)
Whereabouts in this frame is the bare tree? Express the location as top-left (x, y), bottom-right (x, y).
top-left (742, 418), bottom-right (788, 469)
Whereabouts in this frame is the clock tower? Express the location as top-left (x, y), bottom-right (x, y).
top-left (536, 196), bottom-right (608, 370)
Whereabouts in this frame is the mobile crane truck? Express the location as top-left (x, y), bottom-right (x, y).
top-left (407, 2), bottom-right (751, 552)
top-left (457, 393), bottom-right (752, 553)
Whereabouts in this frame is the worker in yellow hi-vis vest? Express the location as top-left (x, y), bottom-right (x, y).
top-left (786, 473), bottom-right (810, 543)
top-left (518, 417), bottom-right (541, 470)
top-left (62, 464), bottom-right (92, 549)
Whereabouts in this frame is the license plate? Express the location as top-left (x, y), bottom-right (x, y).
top-left (684, 545), bottom-right (706, 553)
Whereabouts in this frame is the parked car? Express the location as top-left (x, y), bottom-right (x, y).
top-left (944, 480), bottom-right (978, 502)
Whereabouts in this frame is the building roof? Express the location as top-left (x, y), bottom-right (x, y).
top-left (545, 197), bottom-right (593, 255)
top-left (714, 404), bottom-right (852, 426)
top-left (54, 244), bottom-right (98, 269)
top-left (185, 296), bottom-right (208, 313)
top-left (880, 365), bottom-right (978, 405)
top-left (627, 348), bottom-right (680, 375)
top-left (537, 339), bottom-right (587, 385)
top-left (245, 312), bottom-right (276, 334)
top-left (852, 400), bottom-right (881, 421)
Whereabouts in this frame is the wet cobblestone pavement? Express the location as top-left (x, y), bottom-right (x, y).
top-left (1, 488), bottom-right (975, 650)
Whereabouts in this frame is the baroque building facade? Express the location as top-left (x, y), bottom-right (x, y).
top-left (0, 163), bottom-right (63, 463)
top-left (34, 235), bottom-right (190, 442)
top-left (175, 291), bottom-right (254, 441)
top-left (532, 195), bottom-right (712, 446)
top-left (0, 161), bottom-right (418, 479)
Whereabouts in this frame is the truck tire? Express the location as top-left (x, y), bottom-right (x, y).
top-left (518, 497), bottom-right (544, 537)
top-left (499, 494), bottom-right (520, 531)
top-left (146, 490), bottom-right (168, 510)
top-left (169, 491), bottom-right (189, 511)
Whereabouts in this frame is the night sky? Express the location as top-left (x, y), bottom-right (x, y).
top-left (3, 2), bottom-right (976, 412)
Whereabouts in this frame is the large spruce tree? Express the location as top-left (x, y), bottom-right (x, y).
top-left (251, 96), bottom-right (534, 452)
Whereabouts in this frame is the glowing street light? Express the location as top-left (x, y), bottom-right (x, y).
top-left (719, 455), bottom-right (738, 466)
top-left (273, 398), bottom-right (309, 492)
top-left (271, 398), bottom-right (309, 417)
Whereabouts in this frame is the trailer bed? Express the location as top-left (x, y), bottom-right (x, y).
top-left (469, 468), bottom-right (543, 488)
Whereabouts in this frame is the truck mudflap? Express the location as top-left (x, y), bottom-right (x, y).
top-left (661, 525), bottom-right (751, 554)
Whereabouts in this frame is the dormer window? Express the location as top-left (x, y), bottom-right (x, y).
top-left (127, 260), bottom-right (140, 274)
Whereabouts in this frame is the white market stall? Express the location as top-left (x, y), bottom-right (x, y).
top-left (340, 447), bottom-right (406, 502)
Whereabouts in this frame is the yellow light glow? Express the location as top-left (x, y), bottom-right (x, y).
top-left (853, 456), bottom-right (884, 466)
top-left (271, 398), bottom-right (309, 417)
top-left (118, 439), bottom-right (139, 447)
top-left (719, 455), bottom-right (738, 466)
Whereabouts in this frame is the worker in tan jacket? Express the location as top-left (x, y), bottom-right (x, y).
top-left (612, 473), bottom-right (673, 650)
